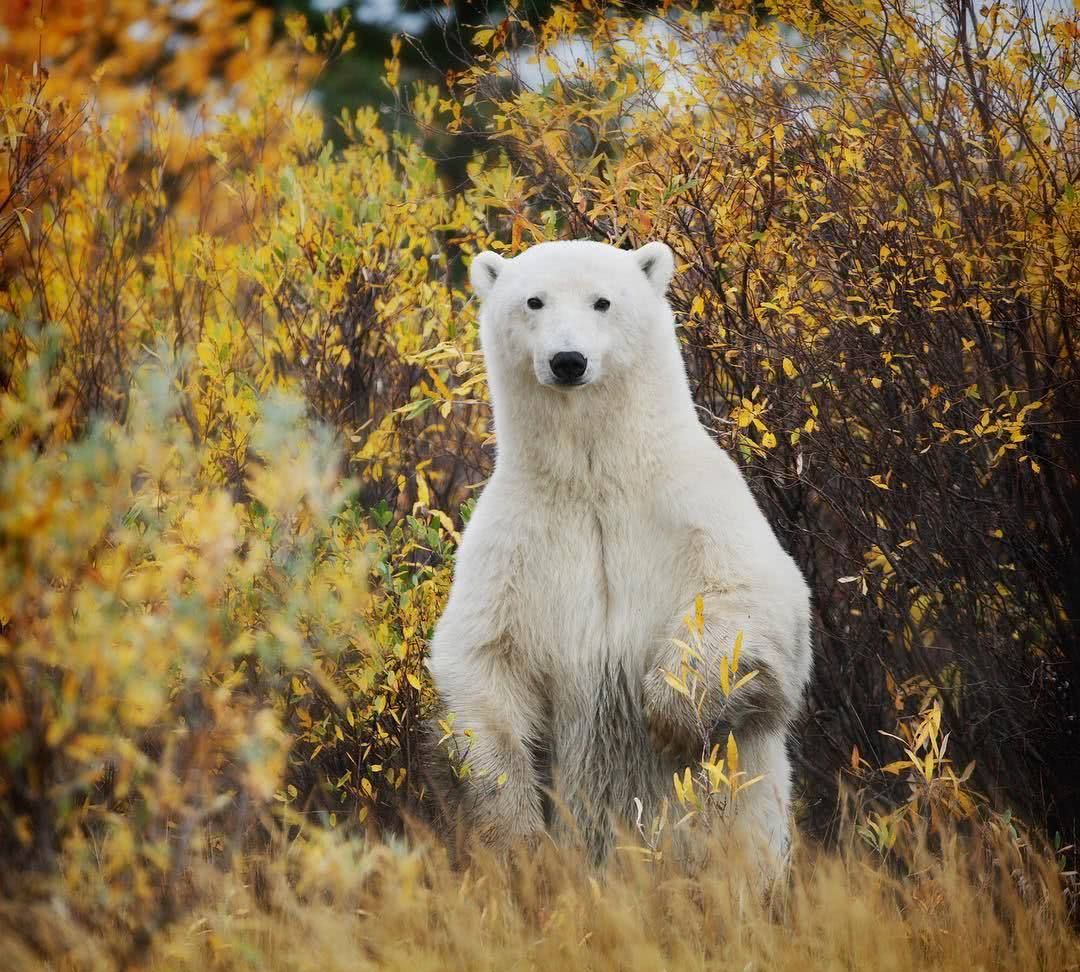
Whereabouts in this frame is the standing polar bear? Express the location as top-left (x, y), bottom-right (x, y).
top-left (428, 239), bottom-right (812, 870)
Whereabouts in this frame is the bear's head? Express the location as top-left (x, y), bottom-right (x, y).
top-left (469, 240), bottom-right (676, 392)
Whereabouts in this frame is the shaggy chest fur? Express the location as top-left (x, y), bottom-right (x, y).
top-left (505, 476), bottom-right (691, 680)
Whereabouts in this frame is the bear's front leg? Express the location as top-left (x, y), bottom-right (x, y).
top-left (428, 621), bottom-right (546, 848)
top-left (642, 592), bottom-right (806, 761)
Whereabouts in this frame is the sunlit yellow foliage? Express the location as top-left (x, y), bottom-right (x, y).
top-left (446, 0), bottom-right (1080, 836)
top-left (0, 7), bottom-right (489, 948)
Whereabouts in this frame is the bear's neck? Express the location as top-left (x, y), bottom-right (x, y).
top-left (487, 350), bottom-right (703, 487)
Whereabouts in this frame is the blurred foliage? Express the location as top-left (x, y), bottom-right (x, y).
top-left (1, 0), bottom-right (1079, 964)
top-left (1, 10), bottom-right (489, 939)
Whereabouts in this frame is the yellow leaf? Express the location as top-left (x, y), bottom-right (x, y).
top-left (415, 472), bottom-right (430, 509)
top-left (541, 130), bottom-right (563, 155)
top-left (431, 370), bottom-right (453, 401)
top-left (663, 671), bottom-right (691, 698)
top-left (733, 670), bottom-right (759, 692)
top-left (285, 12), bottom-right (306, 40)
top-left (782, 357), bottom-right (797, 379)
top-left (432, 508), bottom-right (460, 541)
top-left (673, 768), bottom-right (694, 805)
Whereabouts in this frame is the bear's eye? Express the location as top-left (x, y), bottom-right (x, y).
top-left (593, 297), bottom-right (611, 312)
top-left (526, 297), bottom-right (544, 310)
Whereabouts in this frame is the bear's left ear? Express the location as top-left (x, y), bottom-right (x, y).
top-left (470, 251), bottom-right (507, 301)
top-left (634, 241), bottom-right (675, 296)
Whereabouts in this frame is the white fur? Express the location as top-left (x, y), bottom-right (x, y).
top-left (429, 240), bottom-right (812, 868)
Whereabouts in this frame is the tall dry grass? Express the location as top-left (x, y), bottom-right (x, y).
top-left (2, 816), bottom-right (1076, 971)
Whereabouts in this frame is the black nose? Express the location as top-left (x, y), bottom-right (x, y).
top-left (549, 351), bottom-right (587, 383)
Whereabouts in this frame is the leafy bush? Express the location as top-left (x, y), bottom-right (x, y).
top-left (0, 33), bottom-right (472, 939)
top-left (445, 0), bottom-right (1080, 837)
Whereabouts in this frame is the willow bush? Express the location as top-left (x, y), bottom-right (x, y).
top-left (1, 5), bottom-right (462, 868)
top-left (444, 0), bottom-right (1080, 838)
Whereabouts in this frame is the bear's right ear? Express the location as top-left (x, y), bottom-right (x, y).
top-left (634, 241), bottom-right (675, 296)
top-left (470, 251), bottom-right (506, 300)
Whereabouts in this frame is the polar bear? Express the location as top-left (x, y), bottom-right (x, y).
top-left (427, 239), bottom-right (812, 871)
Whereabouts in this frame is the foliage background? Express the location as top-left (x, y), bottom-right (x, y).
top-left (1, 0), bottom-right (1079, 966)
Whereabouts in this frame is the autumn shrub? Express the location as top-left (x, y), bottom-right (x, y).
top-left (443, 0), bottom-right (1080, 839)
top-left (0, 17), bottom-right (473, 916)
top-left (2, 331), bottom-right (347, 872)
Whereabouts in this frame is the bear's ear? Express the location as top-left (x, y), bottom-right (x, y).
top-left (470, 251), bottom-right (507, 300)
top-left (634, 241), bottom-right (674, 296)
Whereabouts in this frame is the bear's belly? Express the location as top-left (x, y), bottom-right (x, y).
top-left (505, 495), bottom-right (689, 854)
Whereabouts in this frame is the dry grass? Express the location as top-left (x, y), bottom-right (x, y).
top-left (2, 817), bottom-right (1077, 972)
